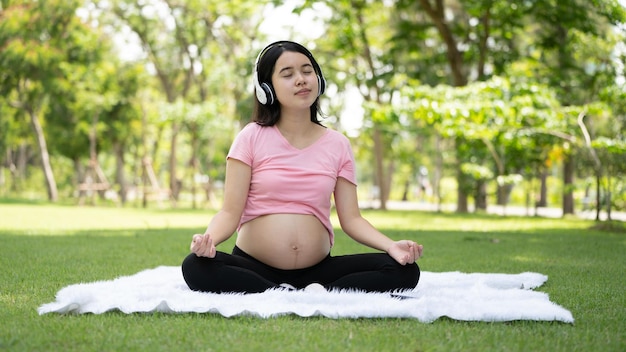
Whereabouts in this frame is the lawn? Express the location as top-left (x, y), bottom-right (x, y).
top-left (0, 201), bottom-right (624, 352)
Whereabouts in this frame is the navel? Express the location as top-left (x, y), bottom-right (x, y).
top-left (290, 245), bottom-right (300, 268)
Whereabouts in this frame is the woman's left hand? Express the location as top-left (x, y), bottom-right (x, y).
top-left (387, 240), bottom-right (424, 265)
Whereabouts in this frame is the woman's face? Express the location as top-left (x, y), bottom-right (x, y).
top-left (271, 51), bottom-right (319, 111)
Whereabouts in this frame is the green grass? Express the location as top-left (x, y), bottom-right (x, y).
top-left (0, 201), bottom-right (625, 352)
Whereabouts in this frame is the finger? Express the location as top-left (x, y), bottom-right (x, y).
top-left (190, 234), bottom-right (202, 251)
top-left (202, 234), bottom-right (213, 256)
top-left (396, 255), bottom-right (405, 265)
top-left (209, 244), bottom-right (216, 258)
top-left (192, 234), bottom-right (211, 255)
top-left (413, 244), bottom-right (422, 259)
top-left (197, 235), bottom-right (208, 253)
top-left (206, 237), bottom-right (215, 257)
top-left (407, 242), bottom-right (417, 262)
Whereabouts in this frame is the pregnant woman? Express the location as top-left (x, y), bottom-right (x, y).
top-left (181, 40), bottom-right (423, 293)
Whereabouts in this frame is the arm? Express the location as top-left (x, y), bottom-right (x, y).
top-left (190, 158), bottom-right (251, 257)
top-left (334, 177), bottom-right (423, 265)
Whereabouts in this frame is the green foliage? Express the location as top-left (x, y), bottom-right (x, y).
top-left (592, 136), bottom-right (626, 154)
top-left (526, 0), bottom-right (626, 105)
top-left (1, 0), bottom-right (625, 214)
top-left (400, 76), bottom-right (562, 183)
top-left (461, 162), bottom-right (494, 181)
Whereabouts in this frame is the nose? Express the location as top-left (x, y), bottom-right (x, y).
top-left (295, 72), bottom-right (306, 86)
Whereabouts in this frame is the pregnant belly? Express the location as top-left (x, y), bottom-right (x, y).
top-left (235, 213), bottom-right (331, 270)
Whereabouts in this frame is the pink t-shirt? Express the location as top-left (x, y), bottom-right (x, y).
top-left (227, 122), bottom-right (357, 246)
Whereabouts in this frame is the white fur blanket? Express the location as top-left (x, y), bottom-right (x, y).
top-left (38, 266), bottom-right (574, 323)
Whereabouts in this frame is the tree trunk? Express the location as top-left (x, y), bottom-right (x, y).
top-left (420, 0), bottom-right (473, 213)
top-left (418, 0), bottom-right (468, 86)
top-left (384, 159), bottom-right (395, 205)
top-left (496, 184), bottom-right (514, 206)
top-left (0, 165), bottom-right (4, 193)
top-left (455, 139), bottom-right (469, 213)
top-left (562, 154), bottom-right (574, 215)
top-left (606, 175), bottom-right (612, 221)
top-left (169, 121), bottom-right (180, 206)
top-left (496, 184), bottom-right (505, 206)
top-left (9, 144), bottom-right (29, 192)
top-left (373, 125), bottom-right (387, 210)
top-left (17, 144), bottom-right (28, 180)
top-left (401, 180), bottom-right (409, 201)
top-left (74, 158), bottom-right (85, 200)
top-left (5, 149), bottom-right (16, 192)
top-left (28, 107), bottom-right (58, 202)
top-left (189, 123), bottom-right (199, 209)
top-left (114, 142), bottom-right (128, 205)
top-left (456, 163), bottom-right (469, 213)
top-left (477, 9), bottom-right (491, 81)
top-left (595, 173), bottom-right (601, 221)
top-left (475, 181), bottom-right (488, 211)
top-left (537, 169), bottom-right (548, 207)
top-left (141, 102), bottom-right (149, 209)
top-left (434, 135), bottom-right (443, 212)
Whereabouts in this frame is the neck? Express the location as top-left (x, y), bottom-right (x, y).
top-left (277, 108), bottom-right (314, 135)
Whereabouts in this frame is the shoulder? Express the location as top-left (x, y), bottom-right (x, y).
top-left (324, 127), bottom-right (353, 148)
top-left (230, 123), bottom-right (275, 163)
top-left (239, 122), bottom-right (263, 134)
top-left (235, 122), bottom-right (273, 141)
top-left (324, 126), bottom-right (349, 141)
top-left (317, 127), bottom-right (354, 163)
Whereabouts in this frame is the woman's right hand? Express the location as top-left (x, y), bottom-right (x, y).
top-left (190, 233), bottom-right (217, 258)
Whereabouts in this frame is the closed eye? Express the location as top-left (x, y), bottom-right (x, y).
top-left (279, 63), bottom-right (314, 76)
top-left (281, 70), bottom-right (314, 78)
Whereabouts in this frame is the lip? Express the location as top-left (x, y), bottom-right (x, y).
top-left (295, 88), bottom-right (311, 95)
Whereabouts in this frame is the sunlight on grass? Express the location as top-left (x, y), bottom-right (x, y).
top-left (0, 204), bottom-right (212, 234)
top-left (2, 203), bottom-right (592, 236)
top-left (511, 255), bottom-right (541, 263)
top-left (357, 209), bottom-right (590, 232)
top-left (0, 292), bottom-right (21, 305)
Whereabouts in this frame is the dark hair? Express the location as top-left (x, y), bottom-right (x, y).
top-left (252, 42), bottom-right (324, 126)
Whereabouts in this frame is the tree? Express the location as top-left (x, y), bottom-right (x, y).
top-left (399, 76), bottom-right (568, 213)
top-left (389, 0), bottom-right (532, 212)
top-left (525, 0), bottom-right (626, 214)
top-left (97, 0), bottom-right (264, 205)
top-left (0, 0), bottom-right (108, 201)
top-left (299, 0), bottom-right (413, 210)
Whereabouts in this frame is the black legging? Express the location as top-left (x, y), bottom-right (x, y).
top-left (181, 246), bottom-right (420, 293)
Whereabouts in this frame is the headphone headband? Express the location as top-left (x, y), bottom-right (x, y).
top-left (253, 41), bottom-right (326, 105)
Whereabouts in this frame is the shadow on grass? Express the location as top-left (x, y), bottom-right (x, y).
top-left (0, 197), bottom-right (52, 205)
top-left (589, 220), bottom-right (626, 233)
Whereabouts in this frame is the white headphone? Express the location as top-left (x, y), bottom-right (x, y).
top-left (253, 41), bottom-right (326, 106)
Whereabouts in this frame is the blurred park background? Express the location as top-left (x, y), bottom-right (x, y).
top-left (1, 0), bottom-right (625, 222)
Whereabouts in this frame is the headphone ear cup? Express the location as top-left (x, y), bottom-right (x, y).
top-left (317, 75), bottom-right (326, 96)
top-left (254, 68), bottom-right (267, 105)
top-left (255, 83), bottom-right (267, 105)
top-left (254, 70), bottom-right (274, 105)
top-left (260, 82), bottom-right (275, 105)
